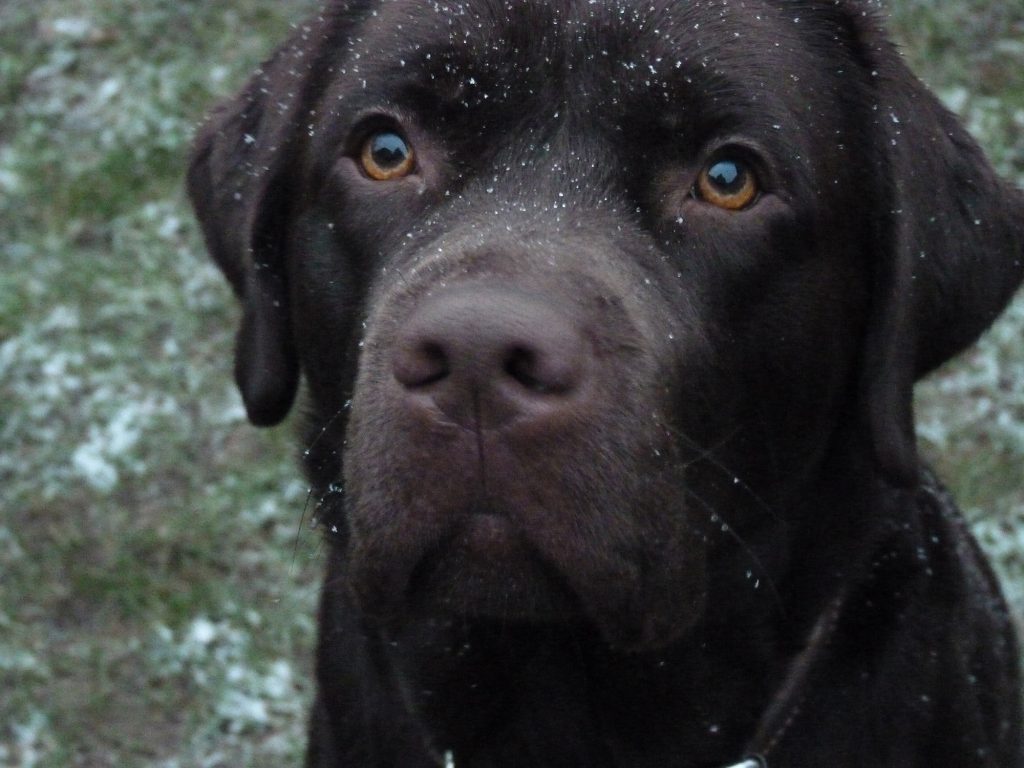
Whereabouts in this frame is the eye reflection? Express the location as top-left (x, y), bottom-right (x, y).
top-left (361, 131), bottom-right (415, 180)
top-left (696, 157), bottom-right (759, 211)
top-left (708, 161), bottom-right (742, 191)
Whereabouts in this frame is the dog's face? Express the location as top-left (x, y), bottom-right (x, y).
top-left (189, 0), bottom-right (1024, 650)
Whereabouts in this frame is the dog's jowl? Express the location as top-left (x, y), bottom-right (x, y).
top-left (188, 1), bottom-right (1024, 765)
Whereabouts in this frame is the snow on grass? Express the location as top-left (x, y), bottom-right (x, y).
top-left (149, 616), bottom-right (306, 735)
top-left (141, 612), bottom-right (311, 766)
top-left (0, 712), bottom-right (53, 768)
top-left (2, 1), bottom-right (320, 764)
top-left (917, 293), bottom-right (1024, 455)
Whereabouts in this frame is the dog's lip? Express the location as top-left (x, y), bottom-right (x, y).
top-left (402, 511), bottom-right (584, 619)
top-left (454, 512), bottom-right (519, 556)
top-left (416, 510), bottom-right (534, 574)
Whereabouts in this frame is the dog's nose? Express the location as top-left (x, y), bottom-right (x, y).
top-left (392, 286), bottom-right (590, 430)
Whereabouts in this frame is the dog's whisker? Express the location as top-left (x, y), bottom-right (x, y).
top-left (292, 477), bottom-right (346, 571)
top-left (292, 487), bottom-right (326, 569)
top-left (685, 489), bottom-right (783, 614)
top-left (290, 493), bottom-right (314, 570)
top-left (301, 403), bottom-right (350, 459)
top-left (664, 421), bottom-right (783, 525)
top-left (291, 405), bottom-right (352, 564)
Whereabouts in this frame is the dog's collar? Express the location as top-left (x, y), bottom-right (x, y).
top-left (444, 755), bottom-right (768, 768)
top-left (727, 588), bottom-right (849, 768)
top-left (444, 752), bottom-right (768, 768)
top-left (437, 591), bottom-right (847, 768)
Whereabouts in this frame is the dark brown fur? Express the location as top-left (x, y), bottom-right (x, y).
top-left (188, 1), bottom-right (1024, 765)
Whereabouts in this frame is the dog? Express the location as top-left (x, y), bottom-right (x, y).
top-left (187, 1), bottom-right (1024, 765)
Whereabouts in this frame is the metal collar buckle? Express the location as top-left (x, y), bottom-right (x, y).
top-left (723, 757), bottom-right (767, 768)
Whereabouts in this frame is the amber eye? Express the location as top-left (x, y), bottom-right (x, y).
top-left (360, 131), bottom-right (415, 180)
top-left (695, 158), bottom-right (759, 210)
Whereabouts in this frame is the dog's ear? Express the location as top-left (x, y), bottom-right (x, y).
top-left (845, 6), bottom-right (1024, 486)
top-left (187, 40), bottom-right (309, 427)
top-left (187, 8), bottom-right (368, 426)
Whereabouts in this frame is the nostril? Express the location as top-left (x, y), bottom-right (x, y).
top-left (503, 345), bottom-right (576, 395)
top-left (394, 340), bottom-right (450, 388)
top-left (504, 347), bottom-right (543, 391)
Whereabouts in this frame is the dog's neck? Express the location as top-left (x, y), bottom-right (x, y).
top-left (372, 453), bottom-right (900, 767)
top-left (383, 579), bottom-right (851, 768)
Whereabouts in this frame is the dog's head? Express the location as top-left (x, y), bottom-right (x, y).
top-left (188, 0), bottom-right (1023, 650)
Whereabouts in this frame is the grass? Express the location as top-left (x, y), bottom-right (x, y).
top-left (1, 2), bottom-right (321, 765)
top-left (1, 1), bottom-right (1022, 765)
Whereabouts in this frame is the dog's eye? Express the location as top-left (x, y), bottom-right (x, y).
top-left (695, 158), bottom-right (759, 211)
top-left (360, 131), bottom-right (415, 180)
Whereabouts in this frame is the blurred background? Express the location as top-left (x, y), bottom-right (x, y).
top-left (1, 1), bottom-right (1022, 765)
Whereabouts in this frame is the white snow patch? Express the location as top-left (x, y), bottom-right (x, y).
top-left (217, 690), bottom-right (269, 730)
top-left (71, 442), bottom-right (119, 492)
top-left (5, 711), bottom-right (50, 768)
top-left (50, 17), bottom-right (94, 39)
top-left (96, 77), bottom-right (123, 104)
top-left (40, 305), bottom-right (80, 332)
top-left (187, 617), bottom-right (218, 646)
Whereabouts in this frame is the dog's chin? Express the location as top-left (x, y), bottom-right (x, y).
top-left (404, 514), bottom-right (584, 622)
top-left (349, 512), bottom-right (705, 653)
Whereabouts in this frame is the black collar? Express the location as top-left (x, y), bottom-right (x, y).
top-left (725, 589), bottom-right (849, 768)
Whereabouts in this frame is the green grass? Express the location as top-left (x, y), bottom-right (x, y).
top-left (1, 1), bottom-right (1022, 765)
top-left (1, 1), bottom-right (321, 765)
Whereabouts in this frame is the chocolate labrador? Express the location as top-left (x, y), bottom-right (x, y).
top-left (187, 0), bottom-right (1024, 765)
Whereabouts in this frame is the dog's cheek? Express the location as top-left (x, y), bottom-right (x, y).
top-left (565, 494), bottom-right (710, 652)
top-left (751, 253), bottom-right (866, 456)
top-left (678, 210), bottom-right (869, 495)
top-left (290, 213), bottom-right (362, 345)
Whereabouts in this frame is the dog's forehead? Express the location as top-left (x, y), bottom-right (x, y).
top-left (341, 0), bottom-right (845, 101)
top-left (355, 0), bottom-right (806, 49)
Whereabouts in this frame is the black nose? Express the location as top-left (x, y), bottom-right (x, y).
top-left (391, 286), bottom-right (591, 430)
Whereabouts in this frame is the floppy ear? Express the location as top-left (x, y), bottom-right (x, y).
top-left (187, 43), bottom-right (308, 426)
top-left (847, 7), bottom-right (1024, 486)
top-left (187, 7), bottom-right (370, 426)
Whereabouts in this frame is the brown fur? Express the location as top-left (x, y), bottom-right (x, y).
top-left (188, 2), bottom-right (1024, 765)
